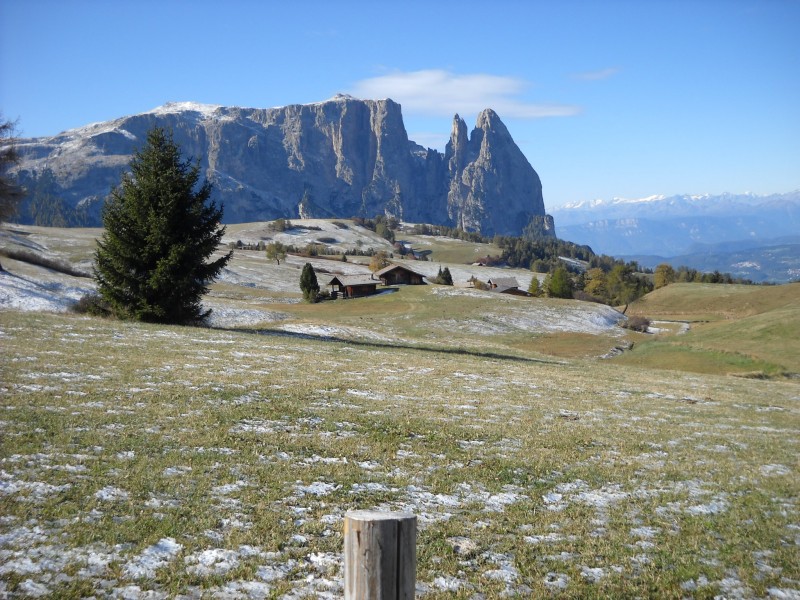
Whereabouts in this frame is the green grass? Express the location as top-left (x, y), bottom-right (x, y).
top-left (619, 282), bottom-right (800, 376)
top-left (400, 232), bottom-right (502, 264)
top-left (2, 224), bottom-right (799, 596)
top-left (626, 282), bottom-right (800, 322)
top-left (1, 309), bottom-right (798, 597)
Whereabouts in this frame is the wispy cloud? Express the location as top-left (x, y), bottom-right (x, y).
top-left (572, 67), bottom-right (620, 81)
top-left (349, 69), bottom-right (580, 119)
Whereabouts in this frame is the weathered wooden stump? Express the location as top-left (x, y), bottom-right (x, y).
top-left (344, 510), bottom-right (417, 599)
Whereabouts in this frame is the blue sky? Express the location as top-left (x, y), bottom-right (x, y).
top-left (1, 0), bottom-right (798, 208)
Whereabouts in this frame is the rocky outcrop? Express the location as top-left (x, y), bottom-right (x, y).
top-left (11, 96), bottom-right (555, 237)
top-left (445, 109), bottom-right (548, 236)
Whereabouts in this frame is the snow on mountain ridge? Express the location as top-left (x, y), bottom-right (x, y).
top-left (147, 101), bottom-right (223, 117)
top-left (555, 191), bottom-right (796, 213)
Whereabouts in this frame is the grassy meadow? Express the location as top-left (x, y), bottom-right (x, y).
top-left (1, 222), bottom-right (799, 598)
top-left (621, 283), bottom-right (800, 378)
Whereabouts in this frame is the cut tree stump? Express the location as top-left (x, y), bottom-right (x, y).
top-left (344, 510), bottom-right (417, 599)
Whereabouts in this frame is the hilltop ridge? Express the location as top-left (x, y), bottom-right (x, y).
top-left (11, 98), bottom-right (555, 238)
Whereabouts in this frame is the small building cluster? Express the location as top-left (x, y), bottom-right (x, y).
top-left (326, 264), bottom-right (427, 299)
top-left (324, 263), bottom-right (527, 299)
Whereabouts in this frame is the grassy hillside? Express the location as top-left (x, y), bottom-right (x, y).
top-left (2, 223), bottom-right (799, 597)
top-left (626, 282), bottom-right (799, 321)
top-left (1, 310), bottom-right (798, 598)
top-left (620, 283), bottom-right (800, 377)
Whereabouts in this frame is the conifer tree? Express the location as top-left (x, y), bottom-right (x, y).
top-left (0, 115), bottom-right (24, 225)
top-left (300, 262), bottom-right (320, 301)
top-left (547, 265), bottom-right (574, 299)
top-left (94, 127), bottom-right (231, 324)
top-left (528, 276), bottom-right (542, 297)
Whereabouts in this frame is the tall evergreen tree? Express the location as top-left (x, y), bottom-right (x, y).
top-left (94, 127), bottom-right (231, 324)
top-left (300, 262), bottom-right (320, 301)
top-left (0, 115), bottom-right (24, 225)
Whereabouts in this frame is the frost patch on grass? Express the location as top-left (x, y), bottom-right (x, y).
top-left (761, 464), bottom-right (791, 477)
top-left (685, 495), bottom-right (729, 516)
top-left (162, 466), bottom-right (192, 477)
top-left (205, 580), bottom-right (273, 599)
top-left (203, 305), bottom-right (289, 328)
top-left (768, 588), bottom-right (800, 599)
top-left (574, 485), bottom-right (628, 509)
top-left (17, 579), bottom-right (50, 597)
top-left (630, 526), bottom-right (660, 539)
top-left (0, 269), bottom-right (94, 313)
top-left (94, 486), bottom-right (129, 501)
top-left (124, 538), bottom-right (183, 579)
top-left (184, 548), bottom-right (240, 576)
top-left (294, 481), bottom-right (341, 497)
top-left (544, 572), bottom-right (570, 590)
top-left (432, 574), bottom-right (467, 591)
top-left (212, 480), bottom-right (249, 496)
top-left (280, 323), bottom-right (394, 342)
top-left (580, 565), bottom-right (607, 583)
top-left (0, 477), bottom-right (71, 501)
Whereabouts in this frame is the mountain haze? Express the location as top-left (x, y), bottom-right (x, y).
top-left (11, 96), bottom-right (554, 238)
top-left (550, 192), bottom-right (800, 282)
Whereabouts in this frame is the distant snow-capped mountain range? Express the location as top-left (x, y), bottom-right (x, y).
top-left (550, 191), bottom-right (800, 282)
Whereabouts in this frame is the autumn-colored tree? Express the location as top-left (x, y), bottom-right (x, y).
top-left (583, 267), bottom-right (607, 298)
top-left (265, 241), bottom-right (287, 265)
top-left (654, 263), bottom-right (676, 289)
top-left (369, 250), bottom-right (391, 272)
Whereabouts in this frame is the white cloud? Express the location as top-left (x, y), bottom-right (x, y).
top-left (349, 69), bottom-right (580, 119)
top-left (572, 67), bottom-right (620, 81)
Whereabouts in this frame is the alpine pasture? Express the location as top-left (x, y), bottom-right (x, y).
top-left (1, 221), bottom-right (798, 599)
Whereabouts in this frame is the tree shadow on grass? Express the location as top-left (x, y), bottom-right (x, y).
top-left (217, 325), bottom-right (562, 365)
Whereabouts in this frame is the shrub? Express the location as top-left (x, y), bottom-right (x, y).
top-left (268, 218), bottom-right (292, 232)
top-left (622, 315), bottom-right (651, 333)
top-left (70, 293), bottom-right (112, 317)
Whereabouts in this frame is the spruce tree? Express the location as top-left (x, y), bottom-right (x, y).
top-left (300, 262), bottom-right (320, 301)
top-left (441, 266), bottom-right (453, 285)
top-left (94, 127), bottom-right (231, 324)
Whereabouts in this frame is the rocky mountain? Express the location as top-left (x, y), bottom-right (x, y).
top-left (10, 96), bottom-right (554, 238)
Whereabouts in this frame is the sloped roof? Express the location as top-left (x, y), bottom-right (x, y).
top-left (487, 277), bottom-right (519, 292)
top-left (374, 263), bottom-right (426, 278)
top-left (327, 274), bottom-right (378, 287)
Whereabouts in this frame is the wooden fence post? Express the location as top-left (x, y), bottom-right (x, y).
top-left (344, 510), bottom-right (417, 599)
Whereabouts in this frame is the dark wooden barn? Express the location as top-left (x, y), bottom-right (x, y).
top-left (326, 275), bottom-right (379, 298)
top-left (375, 264), bottom-right (427, 286)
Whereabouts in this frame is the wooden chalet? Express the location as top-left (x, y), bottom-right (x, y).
top-left (487, 277), bottom-right (523, 295)
top-left (326, 274), bottom-right (379, 299)
top-left (375, 263), bottom-right (427, 286)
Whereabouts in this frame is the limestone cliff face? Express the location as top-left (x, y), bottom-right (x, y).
top-left (12, 97), bottom-right (554, 237)
top-left (446, 109), bottom-right (548, 236)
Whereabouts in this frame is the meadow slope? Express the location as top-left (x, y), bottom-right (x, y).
top-left (1, 223), bottom-right (798, 598)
